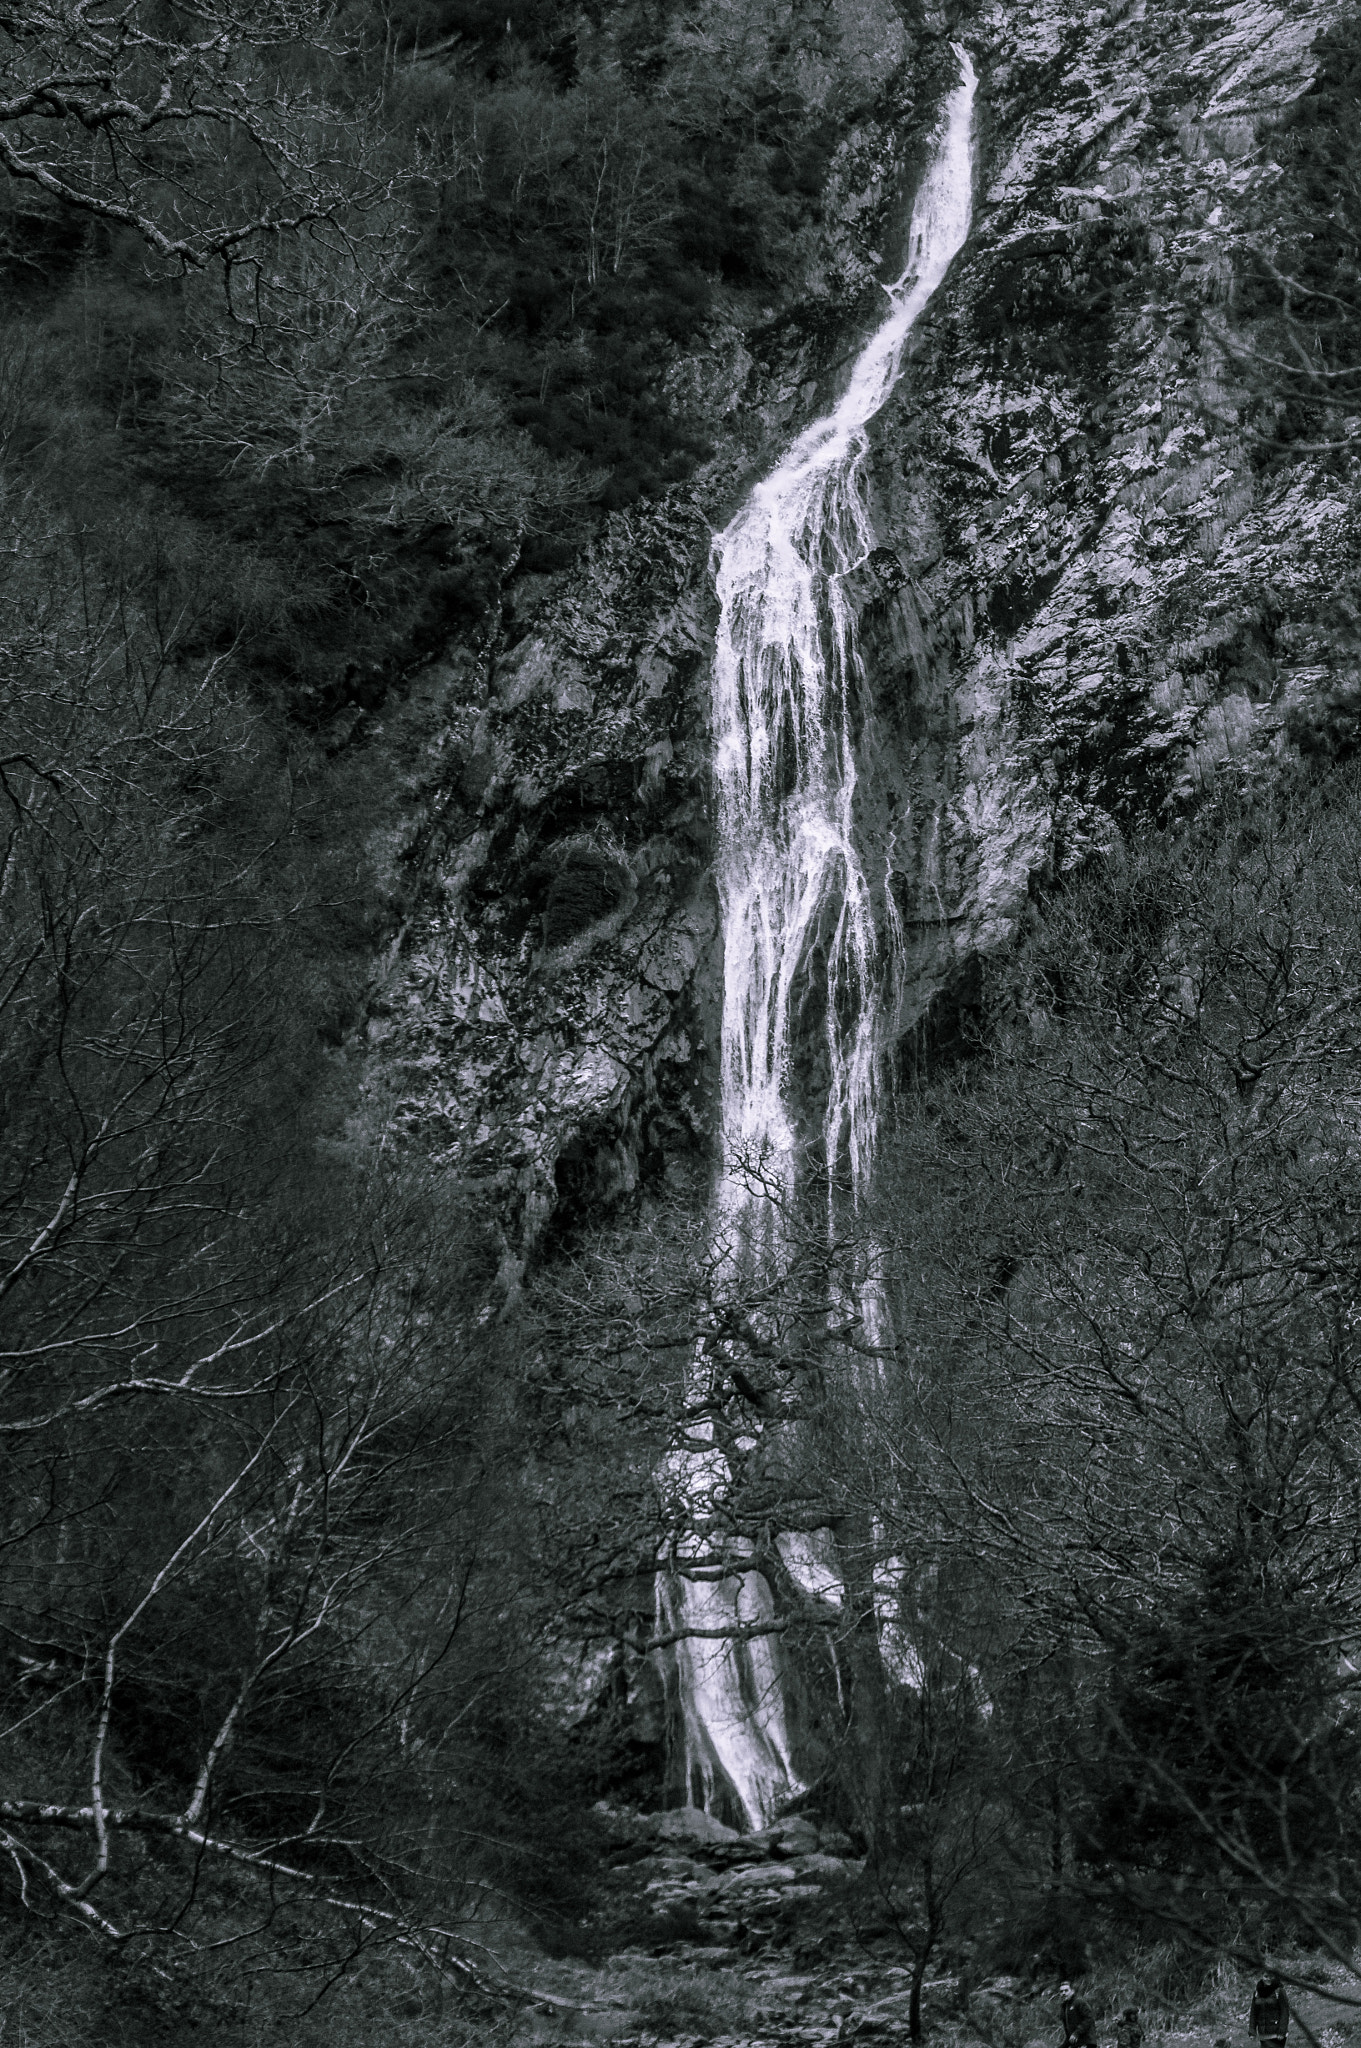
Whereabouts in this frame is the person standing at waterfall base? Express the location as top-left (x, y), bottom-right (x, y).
top-left (1060, 1984), bottom-right (1098, 2048)
top-left (1250, 1972), bottom-right (1290, 2048)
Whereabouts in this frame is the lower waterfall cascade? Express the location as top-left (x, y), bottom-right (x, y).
top-left (661, 45), bottom-right (979, 1828)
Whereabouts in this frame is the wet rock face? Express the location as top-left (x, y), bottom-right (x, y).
top-left (370, 0), bottom-right (1360, 1272)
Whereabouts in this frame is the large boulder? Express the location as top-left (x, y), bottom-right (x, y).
top-left (773, 1816), bottom-right (821, 1856)
top-left (654, 1806), bottom-right (740, 1846)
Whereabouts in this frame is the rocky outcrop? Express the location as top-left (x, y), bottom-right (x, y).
top-left (592, 1801), bottom-right (867, 1953)
top-left (854, 0), bottom-right (1358, 1033)
top-left (367, 492), bottom-right (723, 1289)
top-left (364, 0), bottom-right (1358, 1282)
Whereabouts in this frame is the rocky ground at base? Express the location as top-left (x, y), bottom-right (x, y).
top-left (510, 1961), bottom-right (1361, 2048)
top-left (594, 1805), bottom-right (867, 1954)
top-left (501, 1801), bottom-right (961, 2045)
top-left (496, 1813), bottom-right (1361, 2048)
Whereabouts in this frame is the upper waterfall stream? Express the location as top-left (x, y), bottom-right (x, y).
top-left (663, 49), bottom-right (978, 1828)
top-left (713, 46), bottom-right (978, 1216)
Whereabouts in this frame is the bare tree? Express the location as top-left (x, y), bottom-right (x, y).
top-left (865, 774), bottom-right (1361, 1983)
top-left (861, 1612), bottom-right (1005, 2041)
top-left (0, 0), bottom-right (376, 274)
top-left (0, 494), bottom-right (559, 2016)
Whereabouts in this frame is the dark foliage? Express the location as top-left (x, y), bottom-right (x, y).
top-left (1092, 1553), bottom-right (1357, 1892)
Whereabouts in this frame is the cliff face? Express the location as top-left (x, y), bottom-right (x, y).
top-left (853, 0), bottom-right (1355, 1028)
top-left (360, 0), bottom-right (1356, 1285)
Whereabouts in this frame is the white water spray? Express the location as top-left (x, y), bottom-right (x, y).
top-left (662, 49), bottom-right (977, 1826)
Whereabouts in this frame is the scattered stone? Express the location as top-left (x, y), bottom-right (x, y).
top-left (656, 1807), bottom-right (742, 1845)
top-left (816, 1828), bottom-right (857, 1856)
top-left (772, 1816), bottom-right (822, 1856)
top-left (795, 1853), bottom-right (861, 1882)
top-left (709, 1835), bottom-right (778, 1870)
top-left (718, 1863), bottom-right (802, 1894)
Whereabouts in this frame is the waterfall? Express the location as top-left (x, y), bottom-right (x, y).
top-left (659, 49), bottom-right (978, 1829)
top-left (713, 46), bottom-right (978, 1218)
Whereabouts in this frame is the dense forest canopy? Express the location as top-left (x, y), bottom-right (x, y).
top-left (6, 3), bottom-right (1361, 2045)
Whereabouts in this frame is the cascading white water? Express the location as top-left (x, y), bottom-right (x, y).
top-left (661, 49), bottom-right (977, 1827)
top-left (714, 46), bottom-right (978, 1216)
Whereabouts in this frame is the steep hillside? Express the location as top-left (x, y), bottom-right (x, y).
top-left (371, 0), bottom-right (1359, 1281)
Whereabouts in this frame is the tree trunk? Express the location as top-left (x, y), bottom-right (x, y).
top-left (908, 1925), bottom-right (938, 2042)
top-left (837, 1511), bottom-right (900, 1856)
top-left (909, 1862), bottom-right (945, 2042)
